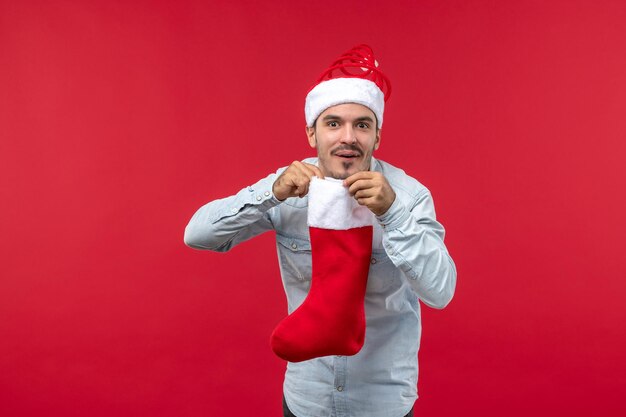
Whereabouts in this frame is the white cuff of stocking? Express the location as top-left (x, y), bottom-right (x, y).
top-left (308, 177), bottom-right (374, 230)
top-left (305, 78), bottom-right (385, 128)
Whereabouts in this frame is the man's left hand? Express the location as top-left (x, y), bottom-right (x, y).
top-left (344, 171), bottom-right (396, 216)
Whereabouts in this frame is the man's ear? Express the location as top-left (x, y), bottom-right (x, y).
top-left (306, 125), bottom-right (316, 148)
top-left (374, 129), bottom-right (381, 150)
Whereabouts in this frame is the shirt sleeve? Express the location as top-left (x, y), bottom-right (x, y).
top-left (376, 189), bottom-right (457, 309)
top-left (183, 172), bottom-right (282, 252)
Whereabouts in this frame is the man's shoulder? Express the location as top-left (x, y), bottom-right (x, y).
top-left (374, 158), bottom-right (429, 196)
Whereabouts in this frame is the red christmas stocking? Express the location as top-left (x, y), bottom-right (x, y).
top-left (270, 177), bottom-right (373, 362)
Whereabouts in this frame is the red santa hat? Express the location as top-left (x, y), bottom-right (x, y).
top-left (305, 44), bottom-right (391, 128)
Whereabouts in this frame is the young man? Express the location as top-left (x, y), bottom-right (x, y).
top-left (184, 45), bottom-right (456, 417)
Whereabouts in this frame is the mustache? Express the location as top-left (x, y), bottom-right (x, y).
top-left (331, 144), bottom-right (363, 156)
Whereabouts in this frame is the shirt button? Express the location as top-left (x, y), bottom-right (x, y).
top-left (370, 258), bottom-right (377, 264)
top-left (230, 208), bottom-right (237, 213)
top-left (256, 196), bottom-right (262, 201)
top-left (264, 191), bottom-right (270, 196)
top-left (291, 243), bottom-right (297, 250)
top-left (336, 386), bottom-right (344, 392)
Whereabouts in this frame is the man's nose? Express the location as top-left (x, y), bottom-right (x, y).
top-left (340, 125), bottom-right (357, 143)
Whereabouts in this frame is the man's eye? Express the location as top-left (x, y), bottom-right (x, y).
top-left (328, 121), bottom-right (339, 127)
top-left (357, 122), bottom-right (369, 129)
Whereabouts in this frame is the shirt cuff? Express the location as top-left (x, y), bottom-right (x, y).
top-left (375, 195), bottom-right (411, 231)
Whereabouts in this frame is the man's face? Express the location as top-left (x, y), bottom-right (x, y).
top-left (306, 103), bottom-right (381, 179)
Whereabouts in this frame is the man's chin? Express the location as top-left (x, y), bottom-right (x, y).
top-left (330, 168), bottom-right (360, 180)
top-left (323, 170), bottom-right (350, 180)
top-left (320, 160), bottom-right (369, 179)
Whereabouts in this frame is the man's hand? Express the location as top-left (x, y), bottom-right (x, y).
top-left (344, 171), bottom-right (396, 216)
top-left (273, 161), bottom-right (324, 201)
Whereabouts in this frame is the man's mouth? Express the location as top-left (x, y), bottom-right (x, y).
top-left (333, 150), bottom-right (362, 159)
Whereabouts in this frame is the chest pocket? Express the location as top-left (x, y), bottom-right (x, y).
top-left (366, 250), bottom-right (396, 293)
top-left (276, 234), bottom-right (312, 282)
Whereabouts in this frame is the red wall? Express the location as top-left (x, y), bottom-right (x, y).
top-left (2, 1), bottom-right (625, 416)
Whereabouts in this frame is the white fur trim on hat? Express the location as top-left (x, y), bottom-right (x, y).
top-left (305, 78), bottom-right (385, 128)
top-left (307, 177), bottom-right (374, 230)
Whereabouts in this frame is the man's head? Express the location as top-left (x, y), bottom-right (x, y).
top-left (304, 45), bottom-right (390, 179)
top-left (306, 103), bottom-right (380, 179)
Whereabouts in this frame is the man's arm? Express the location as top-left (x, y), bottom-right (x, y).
top-left (184, 162), bottom-right (323, 252)
top-left (375, 189), bottom-right (456, 309)
top-left (345, 172), bottom-right (457, 309)
top-left (183, 173), bottom-right (281, 252)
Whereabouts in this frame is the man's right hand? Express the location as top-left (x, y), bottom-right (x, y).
top-left (272, 161), bottom-right (324, 201)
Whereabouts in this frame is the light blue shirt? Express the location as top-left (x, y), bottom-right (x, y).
top-left (184, 157), bottom-right (456, 417)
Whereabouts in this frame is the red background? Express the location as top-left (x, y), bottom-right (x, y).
top-left (2, 0), bottom-right (625, 416)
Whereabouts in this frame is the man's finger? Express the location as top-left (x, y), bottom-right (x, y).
top-left (303, 163), bottom-right (325, 179)
top-left (294, 175), bottom-right (310, 188)
top-left (348, 179), bottom-right (376, 195)
top-left (344, 171), bottom-right (375, 187)
top-left (354, 188), bottom-right (376, 200)
top-left (356, 196), bottom-right (374, 207)
top-left (298, 164), bottom-right (318, 180)
top-left (296, 181), bottom-right (310, 197)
